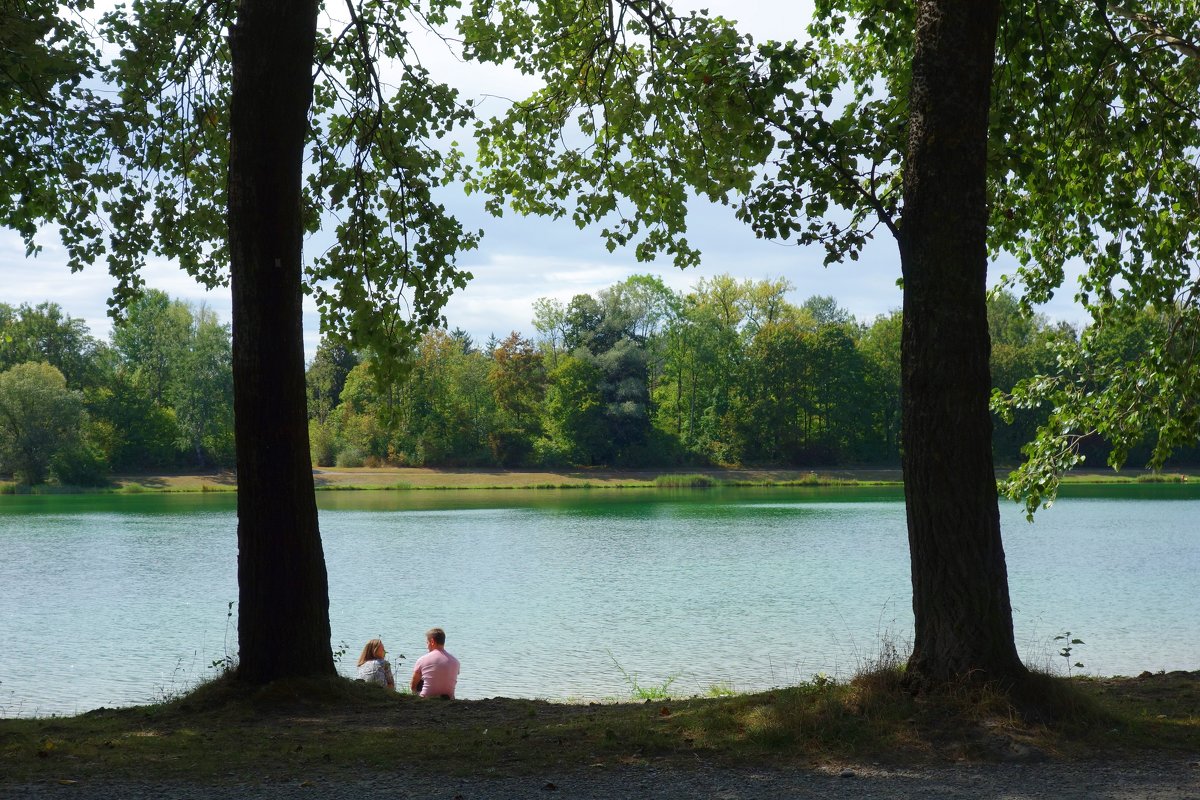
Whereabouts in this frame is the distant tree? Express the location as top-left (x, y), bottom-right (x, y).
top-left (606, 275), bottom-right (681, 395)
top-left (0, 302), bottom-right (103, 389)
top-left (986, 291), bottom-right (1066, 465)
top-left (389, 330), bottom-right (491, 465)
top-left (656, 298), bottom-right (726, 457)
top-left (87, 373), bottom-right (181, 470)
top-left (531, 297), bottom-right (569, 368)
top-left (451, 340), bottom-right (497, 459)
top-left (483, 333), bottom-right (501, 358)
top-left (488, 332), bottom-right (546, 464)
top-left (0, 362), bottom-right (83, 484)
top-left (738, 321), bottom-right (814, 462)
top-left (741, 278), bottom-right (797, 337)
top-left (543, 353), bottom-right (607, 465)
top-left (328, 362), bottom-right (389, 467)
top-left (110, 291), bottom-right (192, 405)
top-left (653, 313), bottom-right (694, 444)
top-left (593, 338), bottom-right (652, 464)
top-left (694, 276), bottom-right (746, 330)
top-left (678, 279), bottom-right (747, 462)
top-left (449, 328), bottom-right (476, 355)
top-left (170, 306), bottom-right (234, 466)
top-left (858, 311), bottom-right (903, 462)
top-left (801, 295), bottom-right (854, 328)
top-left (562, 294), bottom-right (608, 352)
top-left (110, 292), bottom-right (235, 467)
top-left (736, 317), bottom-right (869, 465)
top-left (306, 338), bottom-right (359, 424)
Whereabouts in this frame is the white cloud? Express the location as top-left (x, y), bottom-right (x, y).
top-left (1, 230), bottom-right (231, 341)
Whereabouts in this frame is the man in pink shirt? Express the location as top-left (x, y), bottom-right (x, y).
top-left (410, 627), bottom-right (460, 698)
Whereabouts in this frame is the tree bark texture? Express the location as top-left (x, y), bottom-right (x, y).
top-left (227, 0), bottom-right (334, 682)
top-left (899, 0), bottom-right (1027, 685)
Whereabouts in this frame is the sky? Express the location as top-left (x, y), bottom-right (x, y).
top-left (1, 0), bottom-right (1087, 360)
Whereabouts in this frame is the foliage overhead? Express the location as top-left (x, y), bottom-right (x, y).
top-left (4, 0), bottom-right (480, 384)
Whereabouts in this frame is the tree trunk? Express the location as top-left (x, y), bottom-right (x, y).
top-left (227, 0), bottom-right (334, 682)
top-left (899, 0), bottom-right (1027, 686)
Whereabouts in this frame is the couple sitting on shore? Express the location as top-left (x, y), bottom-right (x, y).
top-left (356, 627), bottom-right (460, 699)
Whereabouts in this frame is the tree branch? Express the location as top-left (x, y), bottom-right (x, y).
top-left (1106, 4), bottom-right (1200, 62)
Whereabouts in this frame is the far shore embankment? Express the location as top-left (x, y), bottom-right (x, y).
top-left (30, 464), bottom-right (1190, 493)
top-left (106, 466), bottom-right (902, 492)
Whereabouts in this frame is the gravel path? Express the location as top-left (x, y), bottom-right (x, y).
top-left (5, 759), bottom-right (1199, 799)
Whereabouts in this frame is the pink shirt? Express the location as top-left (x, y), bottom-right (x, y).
top-left (412, 648), bottom-right (460, 698)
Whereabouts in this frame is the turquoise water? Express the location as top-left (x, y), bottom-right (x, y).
top-left (1, 485), bottom-right (1197, 717)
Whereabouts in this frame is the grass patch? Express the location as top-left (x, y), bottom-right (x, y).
top-left (654, 473), bottom-right (718, 488)
top-left (777, 476), bottom-right (861, 487)
top-left (314, 481), bottom-right (415, 491)
top-left (723, 472), bottom-right (885, 488)
top-left (2, 669), bottom-right (1196, 785)
top-left (608, 651), bottom-right (679, 700)
top-left (0, 483), bottom-right (92, 495)
top-left (1134, 472), bottom-right (1189, 483)
top-left (1051, 473), bottom-right (1135, 484)
top-left (1055, 470), bottom-right (1198, 485)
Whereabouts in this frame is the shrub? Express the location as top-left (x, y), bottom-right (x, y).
top-left (531, 437), bottom-right (569, 467)
top-left (335, 447), bottom-right (365, 468)
top-left (1135, 472), bottom-right (1187, 483)
top-left (488, 429), bottom-right (533, 466)
top-left (309, 420), bottom-right (337, 467)
top-left (50, 440), bottom-right (110, 487)
top-left (654, 473), bottom-right (716, 488)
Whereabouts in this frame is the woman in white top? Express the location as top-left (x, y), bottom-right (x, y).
top-left (355, 638), bottom-right (395, 690)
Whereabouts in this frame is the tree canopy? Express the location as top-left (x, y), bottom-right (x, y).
top-left (5, 0), bottom-right (477, 381)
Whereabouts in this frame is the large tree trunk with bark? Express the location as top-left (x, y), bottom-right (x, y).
top-left (899, 0), bottom-right (1027, 686)
top-left (227, 0), bottom-right (334, 682)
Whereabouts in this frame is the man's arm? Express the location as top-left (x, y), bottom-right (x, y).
top-left (410, 665), bottom-right (423, 694)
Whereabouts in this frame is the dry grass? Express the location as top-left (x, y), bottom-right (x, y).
top-left (8, 465), bottom-right (1197, 495)
top-left (5, 464), bottom-right (1200, 496)
top-left (91, 467), bottom-right (907, 493)
top-left (307, 467), bottom-right (908, 490)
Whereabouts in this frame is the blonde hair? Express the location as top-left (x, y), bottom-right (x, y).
top-left (426, 627), bottom-right (446, 646)
top-left (357, 638), bottom-right (385, 666)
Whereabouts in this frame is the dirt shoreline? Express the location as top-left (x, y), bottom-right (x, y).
top-left (91, 465), bottom-right (1195, 492)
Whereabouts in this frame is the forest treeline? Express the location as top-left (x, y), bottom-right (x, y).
top-left (0, 292), bottom-right (233, 484)
top-left (0, 275), bottom-right (1187, 486)
top-left (307, 274), bottom-right (1068, 470)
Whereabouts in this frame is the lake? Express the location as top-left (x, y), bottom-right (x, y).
top-left (1, 484), bottom-right (1197, 717)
